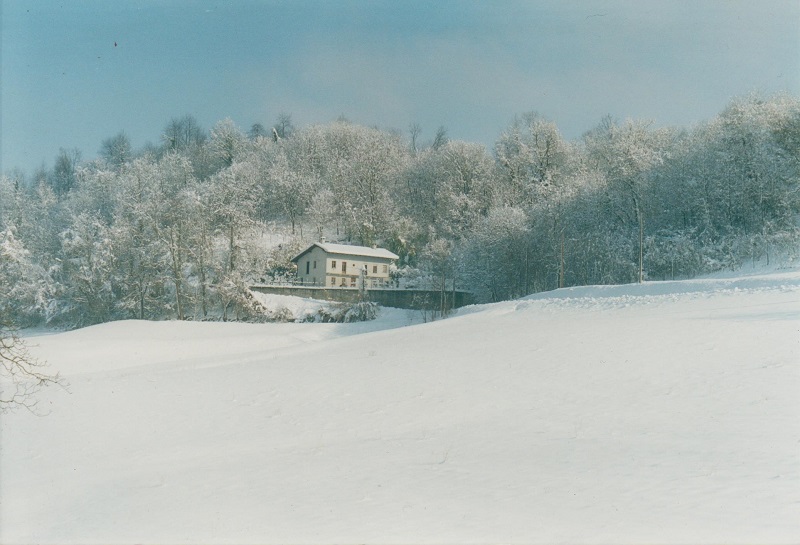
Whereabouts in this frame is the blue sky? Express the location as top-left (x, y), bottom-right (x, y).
top-left (2, 0), bottom-right (798, 175)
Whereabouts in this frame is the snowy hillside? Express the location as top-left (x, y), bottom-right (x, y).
top-left (2, 269), bottom-right (799, 544)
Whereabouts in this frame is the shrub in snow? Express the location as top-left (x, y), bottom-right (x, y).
top-left (263, 237), bottom-right (307, 282)
top-left (390, 264), bottom-right (424, 289)
top-left (343, 301), bottom-right (379, 322)
top-left (269, 306), bottom-right (295, 323)
top-left (215, 281), bottom-right (269, 322)
top-left (316, 301), bottom-right (379, 323)
top-left (316, 305), bottom-right (343, 323)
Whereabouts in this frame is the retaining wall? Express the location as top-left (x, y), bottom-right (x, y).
top-left (250, 285), bottom-right (473, 310)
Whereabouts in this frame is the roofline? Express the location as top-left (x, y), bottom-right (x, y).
top-left (291, 242), bottom-right (399, 262)
top-left (291, 244), bottom-right (317, 263)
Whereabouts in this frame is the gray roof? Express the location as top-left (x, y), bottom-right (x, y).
top-left (292, 242), bottom-right (399, 262)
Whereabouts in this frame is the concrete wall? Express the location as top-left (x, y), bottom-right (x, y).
top-left (250, 285), bottom-right (473, 310)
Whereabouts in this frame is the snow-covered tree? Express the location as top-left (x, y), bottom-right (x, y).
top-left (1, 93), bottom-right (797, 324)
top-left (401, 140), bottom-right (494, 244)
top-left (0, 228), bottom-right (63, 411)
top-left (584, 117), bottom-right (667, 282)
top-left (461, 206), bottom-right (530, 302)
top-left (209, 118), bottom-right (248, 168)
top-left (264, 151), bottom-right (318, 234)
top-left (207, 162), bottom-right (259, 274)
top-left (307, 189), bottom-right (337, 240)
top-left (99, 131), bottom-right (133, 170)
top-left (56, 212), bottom-right (117, 326)
top-left (419, 237), bottom-right (455, 317)
top-left (495, 112), bottom-right (571, 206)
top-left (0, 228), bottom-right (54, 325)
top-left (111, 158), bottom-right (168, 319)
top-left (50, 148), bottom-right (82, 196)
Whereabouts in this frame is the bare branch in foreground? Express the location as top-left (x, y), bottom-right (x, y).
top-left (1, 321), bottom-right (68, 414)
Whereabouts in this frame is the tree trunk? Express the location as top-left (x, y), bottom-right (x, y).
top-left (559, 232), bottom-right (565, 289)
top-left (228, 223), bottom-right (235, 273)
top-left (633, 195), bottom-right (644, 284)
top-left (169, 228), bottom-right (185, 321)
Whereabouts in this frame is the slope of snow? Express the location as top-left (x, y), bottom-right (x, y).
top-left (1, 270), bottom-right (799, 544)
top-left (249, 291), bottom-right (336, 321)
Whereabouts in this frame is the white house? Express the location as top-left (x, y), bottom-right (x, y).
top-left (291, 242), bottom-right (399, 288)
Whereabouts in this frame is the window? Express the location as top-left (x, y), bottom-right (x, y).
top-left (341, 261), bottom-right (347, 273)
top-left (313, 260), bottom-right (317, 269)
top-left (372, 265), bottom-right (378, 273)
top-left (382, 264), bottom-right (388, 273)
top-left (331, 260), bottom-right (336, 269)
top-left (331, 277), bottom-right (335, 286)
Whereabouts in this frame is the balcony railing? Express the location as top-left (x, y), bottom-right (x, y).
top-left (252, 278), bottom-right (396, 289)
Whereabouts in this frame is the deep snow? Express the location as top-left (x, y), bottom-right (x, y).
top-left (1, 269), bottom-right (799, 544)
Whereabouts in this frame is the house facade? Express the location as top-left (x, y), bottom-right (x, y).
top-left (291, 242), bottom-right (399, 288)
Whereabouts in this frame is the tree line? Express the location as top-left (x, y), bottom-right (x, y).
top-left (1, 94), bottom-right (799, 328)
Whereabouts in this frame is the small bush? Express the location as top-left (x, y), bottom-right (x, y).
top-left (316, 301), bottom-right (379, 323)
top-left (301, 312), bottom-right (317, 323)
top-left (270, 306), bottom-right (295, 323)
top-left (343, 301), bottom-right (379, 322)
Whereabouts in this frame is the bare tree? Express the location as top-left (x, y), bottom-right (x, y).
top-left (421, 237), bottom-right (454, 318)
top-left (99, 131), bottom-right (133, 170)
top-left (249, 122), bottom-right (268, 140)
top-left (0, 320), bottom-right (64, 413)
top-left (273, 113), bottom-right (295, 139)
top-left (162, 114), bottom-right (206, 153)
top-left (432, 125), bottom-right (449, 151)
top-left (51, 148), bottom-right (82, 196)
top-left (409, 122), bottom-right (422, 154)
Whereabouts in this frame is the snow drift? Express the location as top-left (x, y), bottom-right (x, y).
top-left (1, 269), bottom-right (799, 544)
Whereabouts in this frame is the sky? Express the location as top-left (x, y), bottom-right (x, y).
top-left (1, 0), bottom-right (798, 176)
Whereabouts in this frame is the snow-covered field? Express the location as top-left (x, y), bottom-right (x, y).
top-left (2, 269), bottom-right (799, 544)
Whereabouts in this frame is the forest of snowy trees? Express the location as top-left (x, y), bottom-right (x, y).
top-left (1, 93), bottom-right (799, 328)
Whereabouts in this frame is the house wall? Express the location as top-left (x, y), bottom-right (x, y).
top-left (295, 246), bottom-right (329, 286)
top-left (296, 248), bottom-right (393, 288)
